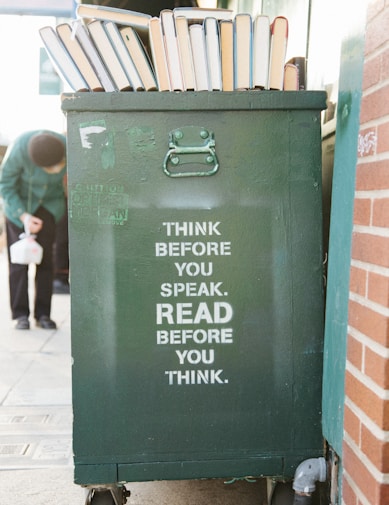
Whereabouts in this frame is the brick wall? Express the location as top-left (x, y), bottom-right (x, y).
top-left (343, 0), bottom-right (389, 503)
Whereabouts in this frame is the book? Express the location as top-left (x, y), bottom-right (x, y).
top-left (233, 13), bottom-right (252, 90)
top-left (104, 21), bottom-right (144, 91)
top-left (76, 3), bottom-right (150, 45)
top-left (39, 26), bottom-right (89, 92)
top-left (287, 56), bottom-right (306, 90)
top-left (175, 16), bottom-right (196, 91)
top-left (252, 14), bottom-right (270, 89)
top-left (73, 21), bottom-right (116, 92)
top-left (219, 19), bottom-right (234, 92)
top-left (148, 16), bottom-right (171, 91)
top-left (268, 16), bottom-right (288, 90)
top-left (283, 62), bottom-right (299, 90)
top-left (204, 17), bottom-right (222, 91)
top-left (87, 20), bottom-right (133, 91)
top-left (173, 7), bottom-right (233, 22)
top-left (120, 26), bottom-right (158, 91)
top-left (160, 9), bottom-right (184, 91)
top-left (56, 23), bottom-right (104, 92)
top-left (189, 24), bottom-right (209, 91)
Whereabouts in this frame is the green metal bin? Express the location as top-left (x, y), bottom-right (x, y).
top-left (62, 91), bottom-right (326, 498)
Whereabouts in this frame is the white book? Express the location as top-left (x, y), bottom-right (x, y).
top-left (173, 7), bottom-right (233, 22)
top-left (103, 21), bottom-right (144, 91)
top-left (160, 9), bottom-right (184, 91)
top-left (204, 17), bottom-right (222, 91)
top-left (39, 26), bottom-right (89, 92)
top-left (56, 23), bottom-right (104, 92)
top-left (175, 16), bottom-right (196, 91)
top-left (233, 13), bottom-right (252, 90)
top-left (148, 16), bottom-right (171, 91)
top-left (252, 14), bottom-right (270, 89)
top-left (73, 21), bottom-right (116, 92)
top-left (189, 24), bottom-right (209, 91)
top-left (268, 16), bottom-right (288, 90)
top-left (87, 20), bottom-right (133, 91)
top-left (76, 3), bottom-right (150, 43)
top-left (120, 26), bottom-right (158, 91)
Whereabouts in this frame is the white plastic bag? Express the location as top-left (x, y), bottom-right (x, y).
top-left (10, 218), bottom-right (43, 265)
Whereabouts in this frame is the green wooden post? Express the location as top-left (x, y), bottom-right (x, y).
top-left (322, 3), bottom-right (368, 456)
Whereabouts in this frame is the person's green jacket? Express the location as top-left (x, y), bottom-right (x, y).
top-left (0, 130), bottom-right (66, 228)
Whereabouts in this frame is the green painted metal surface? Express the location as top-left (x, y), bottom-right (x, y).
top-left (62, 91), bottom-right (326, 486)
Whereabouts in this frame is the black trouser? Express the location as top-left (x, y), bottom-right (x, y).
top-left (53, 200), bottom-right (69, 283)
top-left (6, 207), bottom-right (56, 320)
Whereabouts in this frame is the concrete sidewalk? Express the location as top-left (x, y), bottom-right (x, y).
top-left (0, 248), bottom-right (268, 505)
top-left (0, 248), bottom-right (85, 503)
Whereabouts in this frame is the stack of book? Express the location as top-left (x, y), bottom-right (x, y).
top-left (39, 4), bottom-right (306, 94)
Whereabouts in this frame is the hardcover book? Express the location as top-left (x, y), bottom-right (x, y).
top-left (268, 16), bottom-right (288, 90)
top-left (76, 3), bottom-right (150, 45)
top-left (175, 16), bottom-right (196, 91)
top-left (56, 23), bottom-right (104, 92)
top-left (104, 21), bottom-right (144, 91)
top-left (160, 9), bottom-right (184, 91)
top-left (149, 16), bottom-right (171, 91)
top-left (39, 26), bottom-right (89, 92)
top-left (189, 23), bottom-right (209, 91)
top-left (252, 14), bottom-right (270, 89)
top-left (120, 26), bottom-right (158, 91)
top-left (87, 20), bottom-right (133, 91)
top-left (73, 21), bottom-right (116, 92)
top-left (173, 7), bottom-right (233, 22)
top-left (233, 13), bottom-right (252, 90)
top-left (283, 62), bottom-right (299, 90)
top-left (220, 19), bottom-right (234, 91)
top-left (204, 17), bottom-right (222, 91)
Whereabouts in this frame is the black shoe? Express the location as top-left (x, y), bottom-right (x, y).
top-left (53, 279), bottom-right (70, 295)
top-left (15, 316), bottom-right (30, 330)
top-left (36, 315), bottom-right (57, 329)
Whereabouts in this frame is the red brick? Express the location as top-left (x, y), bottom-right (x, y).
top-left (361, 424), bottom-right (389, 472)
top-left (355, 159), bottom-right (389, 191)
top-left (365, 346), bottom-right (389, 389)
top-left (342, 441), bottom-right (379, 502)
top-left (372, 198), bottom-right (389, 227)
top-left (364, 7), bottom-right (389, 54)
top-left (377, 121), bottom-right (389, 153)
top-left (368, 271), bottom-right (389, 307)
top-left (349, 265), bottom-right (367, 297)
top-left (366, 0), bottom-right (385, 24)
top-left (382, 46), bottom-right (389, 82)
top-left (351, 232), bottom-right (389, 269)
top-left (363, 47), bottom-right (389, 89)
top-left (347, 334), bottom-right (363, 370)
top-left (344, 404), bottom-right (361, 444)
top-left (360, 85), bottom-right (389, 124)
top-left (348, 299), bottom-right (389, 346)
top-left (342, 475), bottom-right (358, 505)
top-left (378, 483), bottom-right (389, 504)
top-left (343, 441), bottom-right (389, 504)
top-left (353, 198), bottom-right (371, 225)
top-left (362, 56), bottom-right (381, 90)
top-left (345, 370), bottom-right (389, 429)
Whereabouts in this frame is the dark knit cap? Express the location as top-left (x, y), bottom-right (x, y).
top-left (28, 133), bottom-right (65, 167)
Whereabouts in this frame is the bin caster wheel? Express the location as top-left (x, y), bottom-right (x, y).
top-left (89, 490), bottom-right (115, 505)
top-left (86, 486), bottom-right (130, 505)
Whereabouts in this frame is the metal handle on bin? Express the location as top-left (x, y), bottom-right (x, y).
top-left (163, 126), bottom-right (219, 178)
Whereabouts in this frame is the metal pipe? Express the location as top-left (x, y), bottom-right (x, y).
top-left (292, 457), bottom-right (327, 504)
